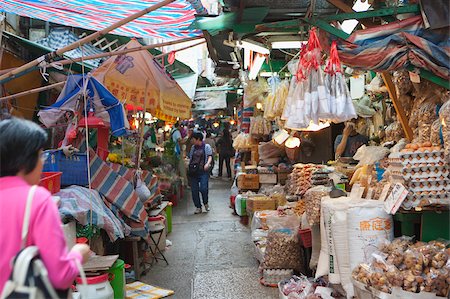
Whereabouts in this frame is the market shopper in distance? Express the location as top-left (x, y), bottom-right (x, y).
top-left (188, 132), bottom-right (213, 214)
top-left (0, 118), bottom-right (90, 294)
top-left (216, 124), bottom-right (235, 179)
top-left (334, 119), bottom-right (369, 159)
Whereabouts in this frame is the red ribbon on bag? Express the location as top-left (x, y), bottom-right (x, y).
top-left (324, 41), bottom-right (342, 75)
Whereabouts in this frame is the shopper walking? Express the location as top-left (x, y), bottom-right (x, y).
top-left (204, 130), bottom-right (216, 176)
top-left (0, 118), bottom-right (90, 293)
top-left (216, 126), bottom-right (234, 179)
top-left (188, 132), bottom-right (213, 214)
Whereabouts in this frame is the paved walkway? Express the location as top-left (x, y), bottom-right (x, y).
top-left (142, 179), bottom-right (278, 299)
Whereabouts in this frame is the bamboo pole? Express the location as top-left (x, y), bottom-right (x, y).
top-left (0, 81), bottom-right (65, 102)
top-left (0, 36), bottom-right (204, 80)
top-left (0, 39), bottom-right (205, 101)
top-left (154, 40), bottom-right (206, 59)
top-left (47, 36), bottom-right (204, 67)
top-left (137, 79), bottom-right (149, 170)
top-left (0, 0), bottom-right (175, 83)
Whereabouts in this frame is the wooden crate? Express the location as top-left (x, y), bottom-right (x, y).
top-left (246, 196), bottom-right (276, 215)
top-left (237, 174), bottom-right (259, 190)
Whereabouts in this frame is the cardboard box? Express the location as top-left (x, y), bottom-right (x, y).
top-left (246, 196), bottom-right (276, 214)
top-left (237, 174), bottom-right (259, 190)
top-left (259, 173), bottom-right (277, 184)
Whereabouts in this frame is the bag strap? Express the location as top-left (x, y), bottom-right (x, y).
top-left (21, 185), bottom-right (37, 250)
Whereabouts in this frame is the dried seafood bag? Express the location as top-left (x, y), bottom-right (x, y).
top-left (263, 214), bottom-right (305, 273)
top-left (282, 59), bottom-right (299, 120)
top-left (430, 118), bottom-right (442, 146)
top-left (272, 79), bottom-right (289, 118)
top-left (304, 185), bottom-right (330, 226)
top-left (325, 41), bottom-right (357, 123)
top-left (439, 100), bottom-right (450, 162)
top-left (418, 102), bottom-right (438, 143)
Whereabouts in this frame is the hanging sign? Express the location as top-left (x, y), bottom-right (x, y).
top-left (193, 90), bottom-right (227, 111)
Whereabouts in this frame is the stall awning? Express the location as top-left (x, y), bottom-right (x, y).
top-left (0, 0), bottom-right (206, 39)
top-left (93, 39), bottom-right (192, 122)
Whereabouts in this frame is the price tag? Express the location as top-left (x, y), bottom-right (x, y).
top-left (409, 71), bottom-right (421, 83)
top-left (384, 183), bottom-right (409, 214)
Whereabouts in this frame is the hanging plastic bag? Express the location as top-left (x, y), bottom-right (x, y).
top-left (324, 41), bottom-right (357, 123)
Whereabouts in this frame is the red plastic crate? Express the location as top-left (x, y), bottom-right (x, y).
top-left (298, 228), bottom-right (312, 248)
top-left (39, 172), bottom-right (62, 194)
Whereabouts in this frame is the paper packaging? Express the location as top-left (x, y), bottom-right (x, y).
top-left (259, 173), bottom-right (277, 184)
top-left (246, 197), bottom-right (276, 214)
top-left (384, 183), bottom-right (409, 214)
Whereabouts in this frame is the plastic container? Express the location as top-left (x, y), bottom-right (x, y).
top-left (108, 259), bottom-right (125, 299)
top-left (298, 228), bottom-right (312, 248)
top-left (39, 172), bottom-right (62, 194)
top-left (76, 273), bottom-right (114, 299)
top-left (165, 202), bottom-right (173, 234)
top-left (235, 194), bottom-right (247, 216)
top-left (43, 150), bottom-right (88, 186)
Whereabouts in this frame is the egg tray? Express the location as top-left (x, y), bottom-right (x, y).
top-left (390, 166), bottom-right (450, 180)
top-left (392, 150), bottom-right (445, 164)
top-left (388, 160), bottom-right (447, 169)
top-left (407, 180), bottom-right (450, 192)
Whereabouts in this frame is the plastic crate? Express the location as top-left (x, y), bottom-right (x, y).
top-left (298, 228), bottom-right (312, 248)
top-left (43, 150), bottom-right (88, 186)
top-left (39, 172), bottom-right (62, 194)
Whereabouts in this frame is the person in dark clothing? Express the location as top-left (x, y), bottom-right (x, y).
top-left (334, 120), bottom-right (369, 158)
top-left (188, 132), bottom-right (213, 214)
top-left (216, 128), bottom-right (234, 179)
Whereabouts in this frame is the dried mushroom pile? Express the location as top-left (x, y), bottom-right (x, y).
top-left (263, 229), bottom-right (305, 273)
top-left (353, 238), bottom-right (450, 297)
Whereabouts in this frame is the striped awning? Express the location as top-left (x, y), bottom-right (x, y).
top-left (0, 0), bottom-right (206, 39)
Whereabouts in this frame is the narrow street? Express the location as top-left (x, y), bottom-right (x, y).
top-left (142, 179), bottom-right (278, 299)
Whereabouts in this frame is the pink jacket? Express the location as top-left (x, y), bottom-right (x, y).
top-left (0, 176), bottom-right (82, 292)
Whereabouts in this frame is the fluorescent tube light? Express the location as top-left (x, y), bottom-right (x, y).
top-left (271, 41), bottom-right (306, 49)
top-left (237, 40), bottom-right (270, 55)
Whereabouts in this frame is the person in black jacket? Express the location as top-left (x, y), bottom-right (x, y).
top-left (216, 126), bottom-right (234, 179)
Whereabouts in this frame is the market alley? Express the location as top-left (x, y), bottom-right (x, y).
top-left (142, 179), bottom-right (278, 299)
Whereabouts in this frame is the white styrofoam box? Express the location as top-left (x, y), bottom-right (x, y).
top-left (259, 173), bottom-right (277, 184)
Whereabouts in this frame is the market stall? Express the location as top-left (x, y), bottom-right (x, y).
top-left (229, 18), bottom-right (449, 298)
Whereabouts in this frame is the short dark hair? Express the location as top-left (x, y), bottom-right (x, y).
top-left (0, 118), bottom-right (48, 177)
top-left (192, 132), bottom-right (203, 141)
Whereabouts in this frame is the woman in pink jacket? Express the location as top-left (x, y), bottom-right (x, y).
top-left (0, 118), bottom-right (90, 293)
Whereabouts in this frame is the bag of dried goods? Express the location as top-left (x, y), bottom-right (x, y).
top-left (304, 186), bottom-right (330, 226)
top-left (430, 118), bottom-right (442, 146)
top-left (263, 214), bottom-right (304, 273)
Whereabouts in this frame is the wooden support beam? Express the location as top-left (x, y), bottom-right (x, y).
top-left (0, 81), bottom-right (65, 102)
top-left (381, 72), bottom-right (414, 141)
top-left (322, 4), bottom-right (420, 21)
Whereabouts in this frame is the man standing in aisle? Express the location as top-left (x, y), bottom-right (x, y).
top-left (188, 132), bottom-right (213, 214)
top-left (171, 122), bottom-right (188, 187)
top-left (334, 120), bottom-right (369, 159)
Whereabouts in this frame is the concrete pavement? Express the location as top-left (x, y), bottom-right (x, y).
top-left (141, 179), bottom-right (278, 299)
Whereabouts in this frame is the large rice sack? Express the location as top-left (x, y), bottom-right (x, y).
top-left (347, 200), bottom-right (394, 271)
top-left (309, 224), bottom-right (320, 270)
